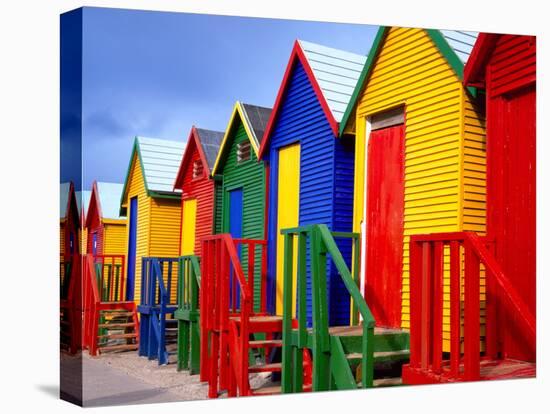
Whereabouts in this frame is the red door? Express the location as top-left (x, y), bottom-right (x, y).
top-left (489, 85), bottom-right (536, 361)
top-left (365, 124), bottom-right (405, 328)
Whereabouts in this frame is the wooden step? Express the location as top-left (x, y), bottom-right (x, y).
top-left (99, 343), bottom-right (138, 352)
top-left (98, 322), bottom-right (136, 329)
top-left (98, 333), bottom-right (138, 340)
top-left (248, 362), bottom-right (282, 373)
top-left (346, 350), bottom-right (409, 363)
top-left (373, 377), bottom-right (402, 387)
top-left (100, 311), bottom-right (134, 317)
top-left (249, 339), bottom-right (283, 348)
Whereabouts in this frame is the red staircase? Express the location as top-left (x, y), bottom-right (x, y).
top-left (200, 234), bottom-right (311, 398)
top-left (402, 232), bottom-right (536, 384)
top-left (82, 254), bottom-right (140, 355)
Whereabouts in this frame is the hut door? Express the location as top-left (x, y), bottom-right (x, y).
top-left (127, 196), bottom-right (138, 301)
top-left (491, 86), bottom-right (536, 361)
top-left (228, 188), bottom-right (243, 308)
top-left (275, 143), bottom-right (300, 316)
top-left (181, 199), bottom-right (197, 255)
top-left (365, 124), bottom-right (404, 328)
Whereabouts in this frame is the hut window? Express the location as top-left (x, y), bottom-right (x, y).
top-left (237, 141), bottom-right (251, 163)
top-left (192, 159), bottom-right (203, 178)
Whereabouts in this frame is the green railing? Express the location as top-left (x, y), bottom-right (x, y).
top-left (281, 224), bottom-right (376, 392)
top-left (175, 255), bottom-right (201, 374)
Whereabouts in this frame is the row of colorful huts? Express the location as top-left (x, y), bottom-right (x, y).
top-left (61, 27), bottom-right (536, 374)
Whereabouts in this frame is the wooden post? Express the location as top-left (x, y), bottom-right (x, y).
top-left (409, 239), bottom-right (422, 368)
top-left (431, 241), bottom-right (443, 373)
top-left (464, 244), bottom-right (480, 381)
top-left (450, 241), bottom-right (461, 376)
top-left (420, 242), bottom-right (432, 370)
top-left (281, 232), bottom-right (294, 393)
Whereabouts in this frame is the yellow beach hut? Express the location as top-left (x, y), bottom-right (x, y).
top-left (340, 27), bottom-right (486, 350)
top-left (120, 136), bottom-right (186, 303)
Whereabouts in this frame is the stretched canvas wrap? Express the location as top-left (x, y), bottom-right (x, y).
top-left (60, 6), bottom-right (536, 407)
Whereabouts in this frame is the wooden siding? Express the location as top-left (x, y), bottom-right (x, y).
top-left (219, 120), bottom-right (266, 310)
top-left (353, 27), bottom-right (486, 350)
top-left (60, 222), bottom-right (65, 258)
top-left (214, 180), bottom-right (223, 234)
top-left (123, 155), bottom-right (151, 305)
top-left (266, 61), bottom-right (353, 325)
top-left (487, 35), bottom-right (536, 98)
top-left (150, 197), bottom-right (181, 304)
top-left (178, 140), bottom-right (216, 256)
top-left (103, 222), bottom-right (127, 255)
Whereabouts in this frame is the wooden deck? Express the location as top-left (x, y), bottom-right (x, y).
top-left (403, 358), bottom-right (536, 384)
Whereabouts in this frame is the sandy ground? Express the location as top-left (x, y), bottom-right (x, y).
top-left (61, 348), bottom-right (274, 407)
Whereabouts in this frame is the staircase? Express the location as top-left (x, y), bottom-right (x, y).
top-left (138, 257), bottom-right (179, 365)
top-left (280, 225), bottom-right (409, 393)
top-left (402, 232), bottom-right (536, 384)
top-left (200, 235), bottom-right (304, 397)
top-left (82, 254), bottom-right (139, 356)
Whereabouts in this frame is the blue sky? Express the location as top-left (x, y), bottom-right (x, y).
top-left (80, 7), bottom-right (378, 190)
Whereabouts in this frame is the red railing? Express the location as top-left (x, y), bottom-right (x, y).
top-left (82, 254), bottom-right (101, 353)
top-left (60, 253), bottom-right (82, 353)
top-left (200, 234), bottom-right (267, 398)
top-left (93, 254), bottom-right (127, 302)
top-left (408, 232), bottom-right (536, 381)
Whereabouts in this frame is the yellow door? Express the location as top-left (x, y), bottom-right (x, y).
top-left (181, 199), bottom-right (197, 255)
top-left (276, 143), bottom-right (300, 315)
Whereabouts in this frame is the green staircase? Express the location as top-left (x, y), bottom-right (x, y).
top-left (281, 225), bottom-right (410, 393)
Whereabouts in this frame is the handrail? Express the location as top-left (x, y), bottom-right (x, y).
top-left (465, 232), bottom-right (536, 348)
top-left (281, 224), bottom-right (376, 391)
top-left (408, 231), bottom-right (535, 382)
top-left (200, 234), bottom-right (268, 397)
top-left (177, 255), bottom-right (201, 311)
top-left (93, 254), bottom-right (126, 302)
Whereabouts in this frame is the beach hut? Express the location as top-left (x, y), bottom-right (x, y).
top-left (120, 136), bottom-right (185, 303)
top-left (76, 190), bottom-right (91, 254)
top-left (174, 127), bottom-right (224, 256)
top-left (258, 40), bottom-right (366, 324)
top-left (86, 182), bottom-right (127, 256)
top-left (60, 182), bottom-right (80, 259)
top-left (211, 101), bottom-right (271, 306)
top-left (339, 28), bottom-right (484, 346)
top-left (464, 33), bottom-right (536, 362)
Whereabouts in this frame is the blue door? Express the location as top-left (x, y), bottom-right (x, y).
top-left (92, 232), bottom-right (98, 255)
top-left (127, 197), bottom-right (138, 301)
top-left (228, 188), bottom-right (243, 308)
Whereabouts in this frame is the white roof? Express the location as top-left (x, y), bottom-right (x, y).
top-left (298, 40), bottom-right (367, 122)
top-left (440, 30), bottom-right (479, 64)
top-left (60, 182), bottom-right (70, 218)
top-left (137, 136), bottom-right (185, 194)
top-left (96, 182), bottom-right (125, 220)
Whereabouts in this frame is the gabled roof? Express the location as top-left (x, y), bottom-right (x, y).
top-left (174, 126), bottom-right (224, 189)
top-left (76, 190), bottom-right (91, 220)
top-left (259, 40), bottom-right (366, 158)
top-left (121, 136), bottom-right (185, 209)
top-left (60, 181), bottom-right (80, 228)
top-left (87, 182), bottom-right (125, 227)
top-left (60, 182), bottom-right (71, 219)
top-left (211, 101), bottom-right (271, 175)
top-left (463, 33), bottom-right (501, 87)
top-left (339, 27), bottom-right (479, 136)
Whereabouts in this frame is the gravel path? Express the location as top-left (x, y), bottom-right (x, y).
top-left (62, 351), bottom-right (275, 407)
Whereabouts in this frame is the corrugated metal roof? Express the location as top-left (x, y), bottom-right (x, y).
top-left (76, 190), bottom-right (91, 218)
top-left (96, 182), bottom-right (125, 220)
top-left (136, 136), bottom-right (186, 194)
top-left (298, 40), bottom-right (367, 123)
top-left (240, 103), bottom-right (272, 147)
top-left (195, 128), bottom-right (224, 170)
top-left (440, 30), bottom-right (479, 64)
top-left (60, 182), bottom-right (71, 218)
